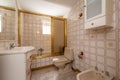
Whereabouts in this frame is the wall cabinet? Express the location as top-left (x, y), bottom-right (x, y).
top-left (84, 0), bottom-right (113, 29)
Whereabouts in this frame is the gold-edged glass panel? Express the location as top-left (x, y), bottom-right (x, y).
top-left (0, 7), bottom-right (15, 40)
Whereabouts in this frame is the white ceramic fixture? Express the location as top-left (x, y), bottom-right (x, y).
top-left (53, 48), bottom-right (73, 70)
top-left (84, 0), bottom-right (113, 29)
top-left (77, 69), bottom-right (113, 80)
top-left (0, 46), bottom-right (35, 80)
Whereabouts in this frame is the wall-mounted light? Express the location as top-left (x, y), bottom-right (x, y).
top-left (70, 12), bottom-right (83, 20)
top-left (79, 12), bottom-right (83, 19)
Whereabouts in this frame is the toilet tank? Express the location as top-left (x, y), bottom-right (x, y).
top-left (64, 48), bottom-right (74, 60)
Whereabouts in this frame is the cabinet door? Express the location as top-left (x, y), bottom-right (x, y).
top-left (85, 0), bottom-right (105, 22)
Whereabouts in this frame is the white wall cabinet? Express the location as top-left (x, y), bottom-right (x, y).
top-left (84, 0), bottom-right (113, 29)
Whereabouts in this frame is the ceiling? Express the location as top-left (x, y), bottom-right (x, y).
top-left (0, 0), bottom-right (79, 18)
top-left (0, 0), bottom-right (15, 8)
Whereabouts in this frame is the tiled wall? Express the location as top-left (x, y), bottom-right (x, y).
top-left (0, 8), bottom-right (15, 40)
top-left (0, 8), bottom-right (17, 49)
top-left (21, 13), bottom-right (51, 54)
top-left (67, 0), bottom-right (119, 79)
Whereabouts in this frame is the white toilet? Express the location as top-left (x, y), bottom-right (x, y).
top-left (53, 48), bottom-right (74, 71)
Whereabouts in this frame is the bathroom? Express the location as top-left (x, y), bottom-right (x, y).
top-left (0, 0), bottom-right (119, 80)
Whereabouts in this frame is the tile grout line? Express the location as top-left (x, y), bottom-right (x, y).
top-left (115, 0), bottom-right (119, 80)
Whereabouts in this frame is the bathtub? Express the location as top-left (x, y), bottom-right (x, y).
top-left (77, 69), bottom-right (113, 80)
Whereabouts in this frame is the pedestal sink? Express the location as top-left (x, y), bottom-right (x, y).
top-left (0, 46), bottom-right (35, 80)
top-left (0, 46), bottom-right (34, 55)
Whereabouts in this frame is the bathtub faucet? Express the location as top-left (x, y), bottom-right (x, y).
top-left (38, 48), bottom-right (44, 55)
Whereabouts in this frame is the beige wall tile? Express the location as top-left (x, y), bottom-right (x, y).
top-left (67, 0), bottom-right (119, 78)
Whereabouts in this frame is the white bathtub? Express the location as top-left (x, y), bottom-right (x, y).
top-left (77, 69), bottom-right (113, 80)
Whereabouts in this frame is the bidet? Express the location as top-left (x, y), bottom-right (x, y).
top-left (76, 69), bottom-right (113, 80)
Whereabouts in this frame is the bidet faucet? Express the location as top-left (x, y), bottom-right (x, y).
top-left (95, 66), bottom-right (98, 71)
top-left (9, 43), bottom-right (15, 49)
top-left (105, 71), bottom-right (110, 76)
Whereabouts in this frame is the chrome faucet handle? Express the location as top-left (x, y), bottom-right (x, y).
top-left (9, 43), bottom-right (15, 49)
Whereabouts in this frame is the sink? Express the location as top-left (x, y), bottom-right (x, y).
top-left (11, 47), bottom-right (30, 51)
top-left (76, 69), bottom-right (113, 80)
top-left (0, 46), bottom-right (35, 55)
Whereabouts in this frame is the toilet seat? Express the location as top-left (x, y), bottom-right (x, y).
top-left (53, 56), bottom-right (72, 70)
top-left (53, 56), bottom-right (71, 64)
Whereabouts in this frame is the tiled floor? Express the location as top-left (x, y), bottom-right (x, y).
top-left (31, 67), bottom-right (78, 80)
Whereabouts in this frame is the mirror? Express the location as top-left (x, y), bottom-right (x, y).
top-left (19, 12), bottom-right (67, 57)
top-left (0, 1), bottom-right (67, 58)
top-left (19, 11), bottom-right (65, 57)
top-left (0, 1), bottom-right (16, 40)
top-left (20, 13), bottom-right (51, 56)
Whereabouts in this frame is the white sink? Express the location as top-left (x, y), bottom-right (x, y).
top-left (77, 69), bottom-right (113, 80)
top-left (0, 46), bottom-right (35, 55)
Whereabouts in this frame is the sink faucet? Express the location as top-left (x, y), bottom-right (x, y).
top-left (9, 43), bottom-right (15, 49)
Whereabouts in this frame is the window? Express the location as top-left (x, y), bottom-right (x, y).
top-left (0, 15), bottom-right (2, 32)
top-left (42, 23), bottom-right (51, 34)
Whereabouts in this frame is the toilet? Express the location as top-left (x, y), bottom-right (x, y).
top-left (53, 48), bottom-right (74, 71)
